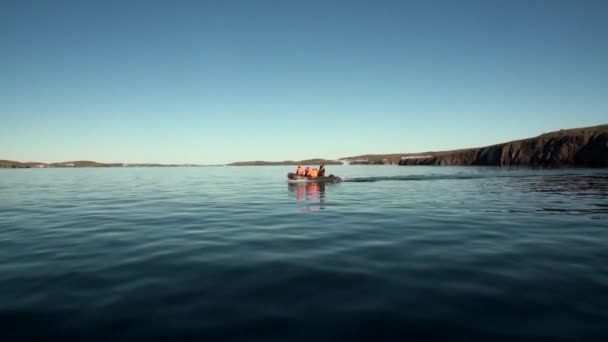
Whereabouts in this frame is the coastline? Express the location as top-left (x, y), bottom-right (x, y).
top-left (3, 124), bottom-right (607, 168)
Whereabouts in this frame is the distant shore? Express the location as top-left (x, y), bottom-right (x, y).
top-left (3, 124), bottom-right (607, 168)
top-left (0, 161), bottom-right (221, 169)
top-left (229, 124), bottom-right (607, 167)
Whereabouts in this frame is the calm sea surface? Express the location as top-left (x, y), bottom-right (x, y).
top-left (1, 166), bottom-right (607, 341)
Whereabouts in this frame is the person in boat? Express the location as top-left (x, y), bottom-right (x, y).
top-left (318, 163), bottom-right (326, 177)
top-left (309, 168), bottom-right (318, 178)
top-left (296, 165), bottom-right (304, 176)
top-left (304, 166), bottom-right (311, 177)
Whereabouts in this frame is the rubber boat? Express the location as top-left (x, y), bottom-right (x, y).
top-left (287, 172), bottom-right (342, 183)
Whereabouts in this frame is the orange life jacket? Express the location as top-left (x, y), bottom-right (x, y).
top-left (310, 168), bottom-right (318, 178)
top-left (305, 168), bottom-right (311, 176)
top-left (296, 166), bottom-right (304, 175)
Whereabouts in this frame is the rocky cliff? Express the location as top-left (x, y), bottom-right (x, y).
top-left (396, 124), bottom-right (607, 166)
top-left (340, 124), bottom-right (608, 167)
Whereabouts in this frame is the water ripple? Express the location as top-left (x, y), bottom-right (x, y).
top-left (1, 166), bottom-right (607, 341)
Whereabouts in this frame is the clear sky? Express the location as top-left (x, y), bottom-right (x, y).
top-left (2, 0), bottom-right (607, 164)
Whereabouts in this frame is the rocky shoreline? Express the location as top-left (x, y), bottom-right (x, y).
top-left (347, 124), bottom-right (608, 167)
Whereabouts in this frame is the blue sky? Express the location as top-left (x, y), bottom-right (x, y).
top-left (2, 0), bottom-right (607, 164)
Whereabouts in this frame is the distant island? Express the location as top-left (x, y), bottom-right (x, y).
top-left (229, 124), bottom-right (607, 167)
top-left (227, 158), bottom-right (343, 166)
top-left (3, 124), bottom-right (606, 168)
top-left (0, 161), bottom-right (217, 169)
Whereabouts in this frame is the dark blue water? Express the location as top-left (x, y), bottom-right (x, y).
top-left (1, 166), bottom-right (607, 341)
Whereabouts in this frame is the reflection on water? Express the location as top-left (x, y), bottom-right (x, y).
top-left (511, 173), bottom-right (608, 216)
top-left (288, 182), bottom-right (327, 209)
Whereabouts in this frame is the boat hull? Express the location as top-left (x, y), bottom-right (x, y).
top-left (287, 172), bottom-right (342, 183)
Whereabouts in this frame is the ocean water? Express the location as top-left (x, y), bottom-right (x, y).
top-left (1, 165), bottom-right (607, 341)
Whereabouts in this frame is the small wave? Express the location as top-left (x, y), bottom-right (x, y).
top-left (342, 174), bottom-right (507, 182)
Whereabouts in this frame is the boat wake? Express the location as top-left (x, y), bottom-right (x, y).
top-left (340, 173), bottom-right (593, 183)
top-left (342, 175), bottom-right (486, 182)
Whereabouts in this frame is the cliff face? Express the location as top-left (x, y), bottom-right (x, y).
top-left (397, 125), bottom-right (608, 166)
